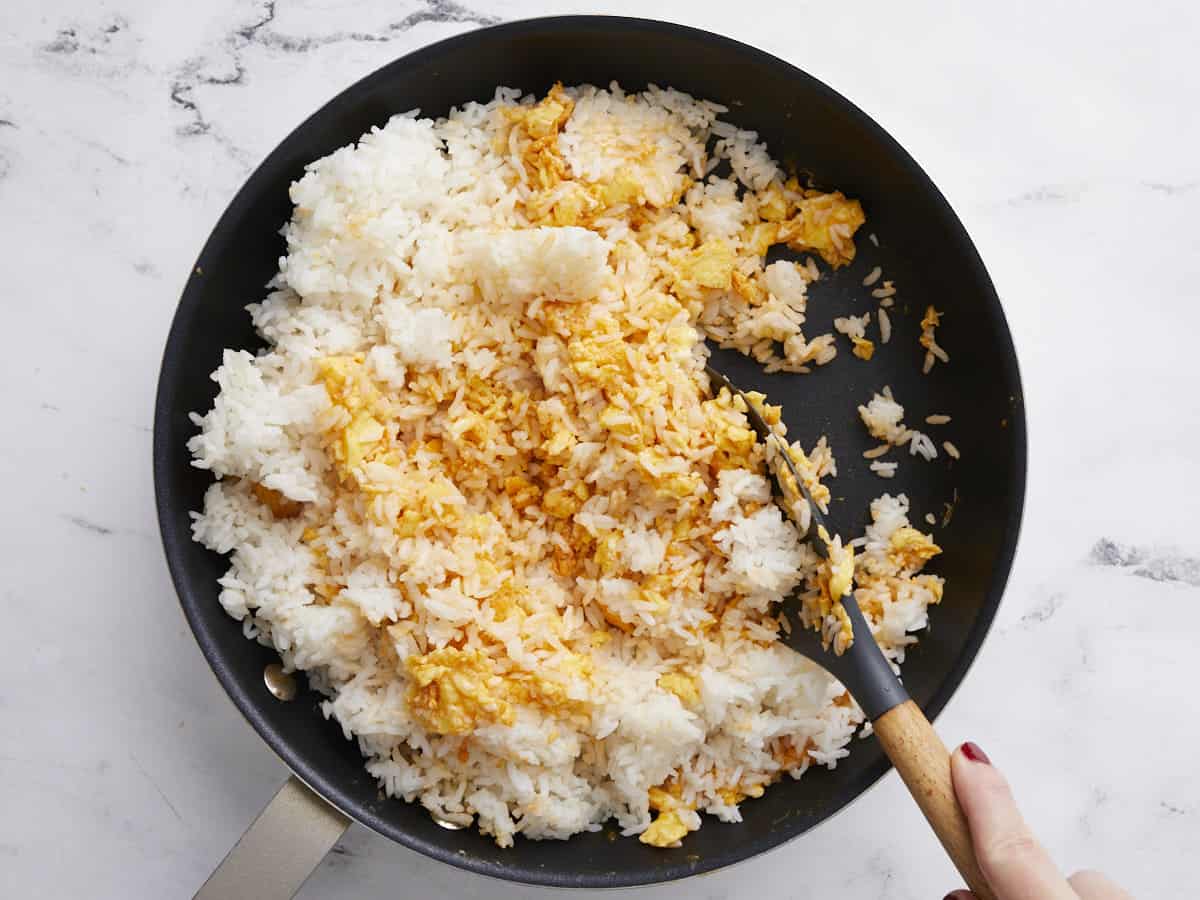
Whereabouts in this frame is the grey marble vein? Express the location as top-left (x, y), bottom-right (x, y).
top-left (63, 514), bottom-right (114, 535)
top-left (166, 0), bottom-right (499, 161)
top-left (1008, 184), bottom-right (1083, 206)
top-left (1090, 538), bottom-right (1200, 587)
top-left (1017, 591), bottom-right (1064, 628)
top-left (40, 15), bottom-right (129, 55)
top-left (36, 14), bottom-right (140, 78)
top-left (1144, 181), bottom-right (1198, 196)
top-left (78, 136), bottom-right (131, 166)
top-left (390, 0), bottom-right (501, 31)
top-left (1089, 538), bottom-right (1144, 567)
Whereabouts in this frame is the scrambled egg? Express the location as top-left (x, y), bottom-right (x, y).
top-left (406, 648), bottom-right (514, 735)
top-left (658, 672), bottom-right (701, 708)
top-left (776, 191), bottom-right (866, 268)
top-left (812, 525), bottom-right (856, 651)
top-left (678, 239), bottom-right (735, 290)
top-left (508, 84), bottom-right (668, 227)
top-left (731, 269), bottom-right (766, 305)
top-left (568, 333), bottom-right (629, 380)
top-left (316, 356), bottom-right (392, 481)
top-left (888, 526), bottom-right (942, 572)
top-left (740, 221), bottom-right (781, 257)
top-left (505, 82), bottom-right (574, 192)
top-left (406, 647), bottom-right (591, 735)
top-left (640, 783), bottom-right (696, 847)
top-left (851, 336), bottom-right (875, 360)
top-left (486, 580), bottom-right (526, 623)
top-left (542, 485), bottom-right (586, 519)
top-left (640, 811), bottom-right (690, 847)
top-left (506, 657), bottom-right (591, 726)
top-left (598, 170), bottom-right (644, 207)
top-left (755, 181), bottom-right (790, 221)
top-left (816, 524), bottom-right (856, 603)
top-left (705, 399), bottom-right (757, 460)
top-left (316, 355), bottom-right (383, 414)
top-left (717, 782), bottom-right (765, 806)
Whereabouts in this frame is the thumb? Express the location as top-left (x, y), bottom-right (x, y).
top-left (951, 742), bottom-right (1076, 900)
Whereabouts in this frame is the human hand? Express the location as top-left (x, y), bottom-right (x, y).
top-left (946, 742), bottom-right (1133, 900)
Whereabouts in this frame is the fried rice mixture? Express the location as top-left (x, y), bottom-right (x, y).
top-left (189, 83), bottom-right (943, 847)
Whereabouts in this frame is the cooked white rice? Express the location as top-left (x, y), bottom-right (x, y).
top-left (833, 312), bottom-right (874, 360)
top-left (908, 430), bottom-right (938, 461)
top-left (878, 307), bottom-right (892, 344)
top-left (188, 83), bottom-right (945, 849)
top-left (858, 385), bottom-right (908, 445)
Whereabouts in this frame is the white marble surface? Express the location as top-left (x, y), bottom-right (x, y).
top-left (2, 1), bottom-right (1198, 896)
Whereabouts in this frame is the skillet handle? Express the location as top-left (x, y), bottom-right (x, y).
top-left (872, 700), bottom-right (996, 900)
top-left (194, 775), bottom-right (351, 900)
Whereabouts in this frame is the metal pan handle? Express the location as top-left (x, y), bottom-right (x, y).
top-left (194, 775), bottom-right (351, 900)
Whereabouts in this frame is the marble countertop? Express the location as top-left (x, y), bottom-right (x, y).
top-left (2, 0), bottom-right (1197, 896)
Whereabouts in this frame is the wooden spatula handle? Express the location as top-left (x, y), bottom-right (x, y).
top-left (873, 700), bottom-right (995, 900)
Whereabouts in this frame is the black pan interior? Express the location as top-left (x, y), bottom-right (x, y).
top-left (153, 16), bottom-right (1026, 889)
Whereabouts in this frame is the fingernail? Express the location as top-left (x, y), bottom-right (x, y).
top-left (961, 741), bottom-right (990, 764)
top-left (943, 893), bottom-right (972, 900)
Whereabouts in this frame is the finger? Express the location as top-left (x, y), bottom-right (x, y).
top-left (951, 743), bottom-right (1076, 900)
top-left (943, 891), bottom-right (976, 900)
top-left (1068, 869), bottom-right (1135, 899)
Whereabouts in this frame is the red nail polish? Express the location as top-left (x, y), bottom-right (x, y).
top-left (961, 741), bottom-right (990, 764)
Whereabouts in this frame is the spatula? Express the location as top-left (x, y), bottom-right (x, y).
top-left (706, 366), bottom-right (995, 900)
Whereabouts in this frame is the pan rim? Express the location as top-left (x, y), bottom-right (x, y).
top-left (153, 13), bottom-right (1027, 888)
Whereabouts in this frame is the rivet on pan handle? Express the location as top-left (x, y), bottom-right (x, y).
top-left (194, 776), bottom-right (350, 900)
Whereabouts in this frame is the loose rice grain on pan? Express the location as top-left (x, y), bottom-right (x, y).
top-left (878, 308), bottom-right (892, 344)
top-left (187, 82), bottom-right (948, 851)
top-left (919, 305), bottom-right (949, 373)
top-left (908, 430), bottom-right (938, 460)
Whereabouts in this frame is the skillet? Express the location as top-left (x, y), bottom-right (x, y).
top-left (153, 14), bottom-right (1026, 893)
